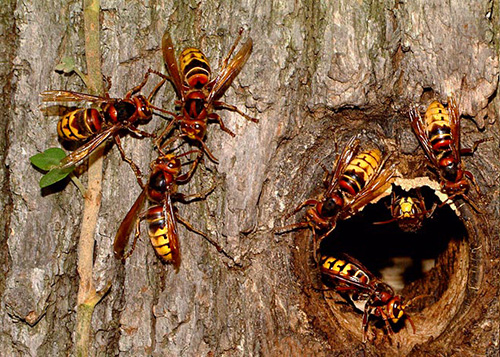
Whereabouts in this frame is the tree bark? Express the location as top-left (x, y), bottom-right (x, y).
top-left (0, 0), bottom-right (498, 356)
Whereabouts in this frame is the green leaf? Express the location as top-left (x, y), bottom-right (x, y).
top-left (39, 168), bottom-right (73, 188)
top-left (30, 147), bottom-right (67, 170)
top-left (30, 148), bottom-right (75, 188)
top-left (54, 57), bottom-right (76, 74)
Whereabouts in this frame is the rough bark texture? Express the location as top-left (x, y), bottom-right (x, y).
top-left (1, 0), bottom-right (499, 356)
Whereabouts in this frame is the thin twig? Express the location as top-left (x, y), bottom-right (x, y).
top-left (69, 172), bottom-right (87, 196)
top-left (75, 0), bottom-right (106, 356)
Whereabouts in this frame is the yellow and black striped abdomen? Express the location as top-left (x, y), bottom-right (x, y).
top-left (339, 149), bottom-right (382, 196)
top-left (57, 108), bottom-right (103, 141)
top-left (321, 256), bottom-right (371, 285)
top-left (146, 205), bottom-right (177, 263)
top-left (179, 48), bottom-right (211, 89)
top-left (424, 101), bottom-right (453, 151)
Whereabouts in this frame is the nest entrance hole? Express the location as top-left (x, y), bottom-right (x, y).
top-left (320, 185), bottom-right (466, 296)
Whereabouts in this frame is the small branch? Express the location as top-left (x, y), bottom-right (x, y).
top-left (75, 0), bottom-right (105, 356)
top-left (82, 0), bottom-right (103, 96)
top-left (69, 172), bottom-right (87, 196)
top-left (74, 67), bottom-right (91, 89)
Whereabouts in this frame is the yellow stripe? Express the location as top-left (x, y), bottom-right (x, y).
top-left (345, 149), bottom-right (381, 183)
top-left (150, 226), bottom-right (168, 236)
top-left (58, 113), bottom-right (87, 140)
top-left (361, 149), bottom-right (382, 168)
top-left (148, 216), bottom-right (165, 226)
top-left (180, 48), bottom-right (209, 73)
top-left (425, 101), bottom-right (450, 127)
top-left (341, 263), bottom-right (355, 276)
top-left (150, 233), bottom-right (173, 258)
top-left (331, 259), bottom-right (346, 273)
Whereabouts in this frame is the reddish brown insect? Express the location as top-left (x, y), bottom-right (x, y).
top-left (113, 151), bottom-right (222, 270)
top-left (155, 28), bottom-right (258, 162)
top-left (276, 136), bottom-right (396, 257)
top-left (41, 68), bottom-right (171, 186)
top-left (320, 255), bottom-right (416, 341)
top-left (409, 98), bottom-right (486, 211)
top-left (373, 187), bottom-right (437, 232)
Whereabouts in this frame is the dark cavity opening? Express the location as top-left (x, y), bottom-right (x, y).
top-left (319, 185), bottom-right (467, 304)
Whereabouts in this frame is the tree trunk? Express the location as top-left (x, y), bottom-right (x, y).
top-left (1, 0), bottom-right (498, 356)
